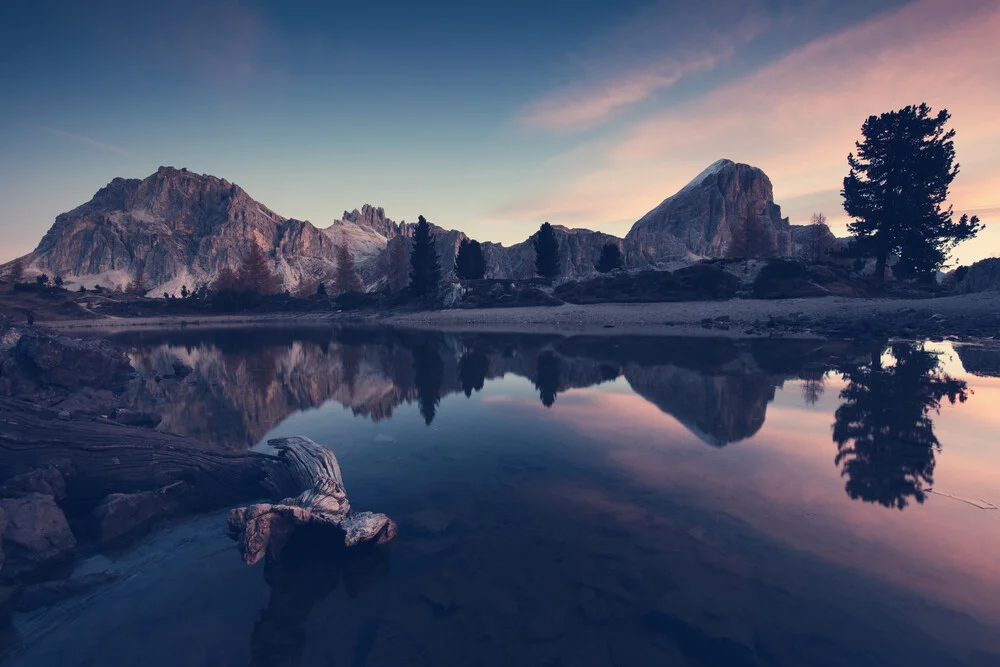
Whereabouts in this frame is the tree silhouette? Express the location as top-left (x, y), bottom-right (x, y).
top-left (386, 239), bottom-right (409, 293)
top-left (125, 266), bottom-right (147, 296)
top-left (213, 266), bottom-right (239, 293)
top-left (340, 344), bottom-right (362, 396)
top-left (534, 222), bottom-right (560, 278)
top-left (842, 104), bottom-right (982, 281)
top-left (7, 258), bottom-right (24, 285)
top-left (455, 238), bottom-right (486, 280)
top-left (534, 351), bottom-right (561, 408)
top-left (801, 376), bottom-right (825, 406)
top-left (596, 243), bottom-right (624, 273)
top-left (412, 341), bottom-right (444, 424)
top-left (458, 349), bottom-right (489, 397)
top-left (727, 207), bottom-right (776, 259)
top-left (805, 213), bottom-right (832, 262)
top-left (334, 239), bottom-right (363, 294)
top-left (238, 244), bottom-right (279, 295)
top-left (832, 342), bottom-right (969, 509)
top-left (409, 215), bottom-right (441, 298)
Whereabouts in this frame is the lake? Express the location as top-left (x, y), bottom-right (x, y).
top-left (3, 326), bottom-right (999, 667)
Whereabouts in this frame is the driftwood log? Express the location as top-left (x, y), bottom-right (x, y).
top-left (227, 437), bottom-right (397, 565)
top-left (0, 396), bottom-right (273, 513)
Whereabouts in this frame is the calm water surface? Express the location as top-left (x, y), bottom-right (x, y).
top-left (4, 327), bottom-right (1000, 667)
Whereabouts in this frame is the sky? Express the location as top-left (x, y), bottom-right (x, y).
top-left (1, 0), bottom-right (998, 265)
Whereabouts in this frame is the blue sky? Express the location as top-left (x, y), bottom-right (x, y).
top-left (2, 0), bottom-right (997, 263)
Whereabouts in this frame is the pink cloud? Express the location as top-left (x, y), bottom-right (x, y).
top-left (500, 0), bottom-right (1000, 262)
top-left (517, 0), bottom-right (771, 133)
top-left (36, 125), bottom-right (136, 157)
top-left (520, 55), bottom-right (721, 133)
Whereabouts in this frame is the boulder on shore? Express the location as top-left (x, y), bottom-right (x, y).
top-left (0, 493), bottom-right (76, 578)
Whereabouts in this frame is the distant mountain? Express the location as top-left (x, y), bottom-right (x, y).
top-left (625, 159), bottom-right (792, 264)
top-left (9, 159), bottom-right (802, 293)
top-left (19, 167), bottom-right (342, 294)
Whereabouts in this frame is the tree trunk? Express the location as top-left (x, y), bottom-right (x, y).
top-left (875, 252), bottom-right (887, 282)
top-left (0, 397), bottom-right (272, 514)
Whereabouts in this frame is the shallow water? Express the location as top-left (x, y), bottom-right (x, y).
top-left (3, 327), bottom-right (1000, 667)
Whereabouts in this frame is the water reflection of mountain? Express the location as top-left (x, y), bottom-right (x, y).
top-left (955, 343), bottom-right (1000, 378)
top-left (110, 328), bottom-right (865, 450)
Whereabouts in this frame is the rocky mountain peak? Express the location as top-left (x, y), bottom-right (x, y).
top-left (624, 159), bottom-right (791, 264)
top-left (336, 204), bottom-right (400, 239)
top-left (15, 159), bottom-right (799, 295)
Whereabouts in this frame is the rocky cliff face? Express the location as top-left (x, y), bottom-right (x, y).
top-left (13, 159), bottom-right (798, 293)
top-left (23, 167), bottom-right (348, 295)
top-left (624, 159), bottom-right (792, 265)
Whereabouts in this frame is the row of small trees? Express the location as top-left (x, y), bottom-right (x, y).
top-left (419, 219), bottom-right (626, 293)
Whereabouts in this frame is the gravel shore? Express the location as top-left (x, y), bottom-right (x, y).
top-left (40, 292), bottom-right (1000, 340)
top-left (388, 292), bottom-right (1000, 339)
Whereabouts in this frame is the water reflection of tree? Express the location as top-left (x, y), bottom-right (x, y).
top-left (412, 343), bottom-right (444, 425)
top-left (801, 375), bottom-right (826, 406)
top-left (458, 349), bottom-right (489, 397)
top-left (832, 342), bottom-right (969, 510)
top-left (340, 344), bottom-right (362, 396)
top-left (535, 352), bottom-right (561, 408)
top-left (250, 527), bottom-right (389, 667)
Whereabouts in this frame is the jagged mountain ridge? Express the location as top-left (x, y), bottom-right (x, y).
top-left (11, 159), bottom-right (802, 293)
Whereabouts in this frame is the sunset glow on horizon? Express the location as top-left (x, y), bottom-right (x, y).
top-left (1, 0), bottom-right (997, 264)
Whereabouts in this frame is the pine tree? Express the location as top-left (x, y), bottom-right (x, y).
top-left (455, 238), bottom-right (486, 280)
top-left (386, 239), bottom-right (409, 293)
top-left (214, 267), bottom-right (239, 293)
top-left (7, 258), bottom-right (24, 285)
top-left (806, 213), bottom-right (831, 262)
top-left (409, 215), bottom-right (441, 297)
top-left (237, 244), bottom-right (278, 295)
top-left (842, 104), bottom-right (982, 281)
top-left (334, 239), bottom-right (363, 294)
top-left (596, 243), bottom-right (623, 273)
top-left (534, 222), bottom-right (560, 278)
top-left (126, 267), bottom-right (147, 296)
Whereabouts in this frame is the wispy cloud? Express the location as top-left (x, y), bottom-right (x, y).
top-left (499, 0), bottom-right (1000, 263)
top-left (520, 54), bottom-right (723, 133)
top-left (35, 125), bottom-right (136, 157)
top-left (518, 0), bottom-right (771, 133)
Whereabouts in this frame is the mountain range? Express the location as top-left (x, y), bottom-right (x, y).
top-left (7, 159), bottom-right (813, 295)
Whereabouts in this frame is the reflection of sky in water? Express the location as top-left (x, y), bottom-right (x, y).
top-left (17, 332), bottom-right (997, 666)
top-left (261, 340), bottom-right (1000, 633)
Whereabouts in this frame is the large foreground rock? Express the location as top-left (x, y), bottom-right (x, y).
top-left (0, 493), bottom-right (76, 578)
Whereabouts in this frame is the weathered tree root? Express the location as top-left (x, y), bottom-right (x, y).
top-left (227, 437), bottom-right (397, 565)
